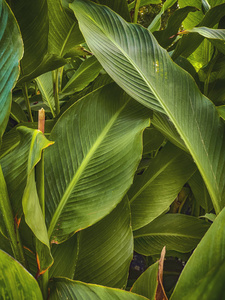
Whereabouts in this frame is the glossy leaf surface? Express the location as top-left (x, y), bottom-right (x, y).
top-left (73, 0), bottom-right (225, 214)
top-left (74, 197), bottom-right (133, 288)
top-left (0, 0), bottom-right (23, 139)
top-left (45, 84), bottom-right (150, 243)
top-left (129, 143), bottom-right (196, 230)
top-left (133, 214), bottom-right (210, 255)
top-left (49, 278), bottom-right (148, 300)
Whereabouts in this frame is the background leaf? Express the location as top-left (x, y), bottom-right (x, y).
top-left (0, 0), bottom-right (23, 139)
top-left (133, 214), bottom-right (210, 255)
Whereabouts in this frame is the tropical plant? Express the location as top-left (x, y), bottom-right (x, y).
top-left (1, 0), bottom-right (225, 299)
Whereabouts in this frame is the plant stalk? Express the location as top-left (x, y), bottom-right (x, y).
top-left (22, 83), bottom-right (33, 122)
top-left (0, 166), bottom-right (27, 267)
top-left (36, 108), bottom-right (48, 298)
top-left (133, 0), bottom-right (141, 23)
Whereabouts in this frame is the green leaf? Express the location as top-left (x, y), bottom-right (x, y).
top-left (97, 0), bottom-right (131, 22)
top-left (48, 278), bottom-right (148, 300)
top-left (73, 0), bottom-right (225, 214)
top-left (18, 54), bottom-right (67, 84)
top-left (153, 6), bottom-right (197, 48)
top-left (62, 56), bottom-right (102, 93)
top-left (187, 27), bottom-right (225, 54)
top-left (133, 214), bottom-right (210, 255)
top-left (188, 170), bottom-right (213, 212)
top-left (9, 0), bottom-right (48, 76)
top-left (45, 84), bottom-right (150, 243)
top-left (172, 4), bottom-right (225, 60)
top-left (0, 0), bottom-right (23, 139)
top-left (142, 128), bottom-right (164, 155)
top-left (48, 0), bottom-right (84, 57)
top-left (131, 261), bottom-right (159, 299)
top-left (170, 207), bottom-right (225, 300)
top-left (0, 250), bottom-right (43, 299)
top-left (129, 143), bottom-right (196, 230)
top-left (10, 101), bottom-right (28, 123)
top-left (74, 197), bottom-right (133, 288)
top-left (129, 0), bottom-right (161, 11)
top-left (217, 105), bottom-right (225, 119)
top-left (148, 0), bottom-right (177, 32)
top-left (178, 0), bottom-right (203, 29)
top-left (36, 72), bottom-right (56, 117)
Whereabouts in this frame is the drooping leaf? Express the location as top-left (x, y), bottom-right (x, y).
top-left (74, 197), bottom-right (133, 288)
top-left (62, 56), bottom-right (102, 93)
top-left (73, 0), bottom-right (225, 214)
top-left (128, 143), bottom-right (196, 230)
top-left (172, 4), bottom-right (225, 60)
top-left (131, 247), bottom-right (167, 300)
top-left (170, 207), bottom-right (225, 300)
top-left (0, 250), bottom-right (43, 299)
top-left (186, 27), bottom-right (225, 54)
top-left (0, 0), bottom-right (23, 139)
top-left (48, 278), bottom-right (148, 300)
top-left (45, 84), bottom-right (150, 243)
top-left (133, 214), bottom-right (210, 255)
top-left (9, 0), bottom-right (48, 76)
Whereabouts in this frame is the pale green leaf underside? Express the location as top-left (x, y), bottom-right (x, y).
top-left (49, 278), bottom-right (148, 300)
top-left (45, 84), bottom-right (149, 243)
top-left (0, 0), bottom-right (23, 138)
top-left (72, 0), bottom-right (225, 214)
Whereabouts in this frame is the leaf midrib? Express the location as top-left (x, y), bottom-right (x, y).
top-left (77, 3), bottom-right (220, 212)
top-left (47, 99), bottom-right (130, 239)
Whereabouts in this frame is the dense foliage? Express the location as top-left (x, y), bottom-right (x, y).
top-left (1, 0), bottom-right (225, 299)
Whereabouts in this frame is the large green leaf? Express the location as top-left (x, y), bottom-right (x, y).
top-left (0, 250), bottom-right (43, 299)
top-left (45, 84), bottom-right (149, 243)
top-left (133, 214), bottom-right (210, 255)
top-left (129, 143), bottom-right (196, 230)
top-left (72, 0), bottom-right (225, 214)
top-left (48, 278), bottom-right (148, 300)
top-left (170, 207), bottom-right (225, 300)
top-left (9, 0), bottom-right (48, 76)
top-left (48, 0), bottom-right (84, 57)
top-left (74, 197), bottom-right (133, 288)
top-left (0, 0), bottom-right (23, 139)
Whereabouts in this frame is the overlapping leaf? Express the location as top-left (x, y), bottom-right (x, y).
top-left (74, 197), bottom-right (133, 288)
top-left (129, 143), bottom-right (196, 230)
top-left (73, 0), bottom-right (225, 213)
top-left (0, 0), bottom-right (23, 139)
top-left (48, 278), bottom-right (148, 300)
top-left (0, 250), bottom-right (43, 300)
top-left (45, 84), bottom-right (150, 243)
top-left (133, 214), bottom-right (210, 255)
top-left (171, 207), bottom-right (225, 300)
